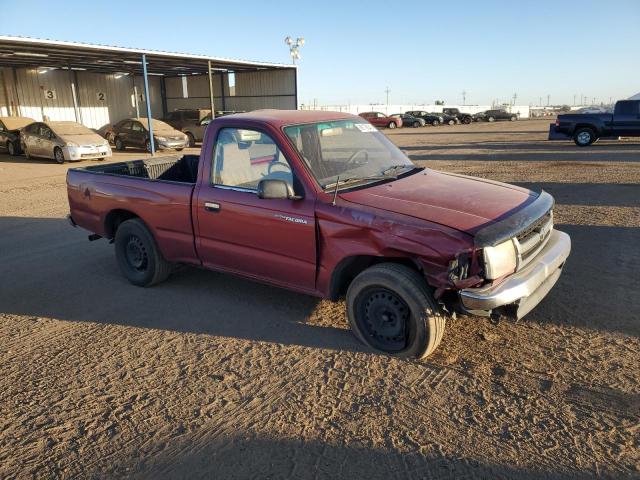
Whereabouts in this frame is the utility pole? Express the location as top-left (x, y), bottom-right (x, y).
top-left (539, 97), bottom-right (542, 107)
top-left (573, 94), bottom-right (576, 106)
top-left (512, 92), bottom-right (517, 105)
top-left (461, 89), bottom-right (467, 105)
top-left (384, 87), bottom-right (391, 106)
top-left (546, 94), bottom-right (550, 107)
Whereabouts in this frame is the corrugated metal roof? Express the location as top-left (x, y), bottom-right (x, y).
top-left (0, 35), bottom-right (296, 75)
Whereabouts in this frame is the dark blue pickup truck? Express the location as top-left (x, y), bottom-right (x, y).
top-left (548, 99), bottom-right (640, 146)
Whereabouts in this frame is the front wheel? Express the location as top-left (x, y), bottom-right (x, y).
top-left (413, 121), bottom-right (421, 128)
top-left (114, 218), bottom-right (172, 287)
top-left (432, 119), bottom-right (439, 126)
top-left (510, 116), bottom-right (517, 121)
top-left (487, 116), bottom-right (495, 122)
top-left (448, 119), bottom-right (455, 125)
top-left (346, 263), bottom-right (446, 359)
top-left (7, 141), bottom-right (17, 156)
top-left (462, 117), bottom-right (472, 124)
top-left (54, 147), bottom-right (65, 164)
top-left (388, 122), bottom-right (397, 129)
top-left (573, 127), bottom-right (596, 147)
top-left (114, 137), bottom-right (125, 151)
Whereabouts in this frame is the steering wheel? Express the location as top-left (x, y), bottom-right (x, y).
top-left (346, 149), bottom-right (369, 166)
top-left (267, 161), bottom-right (291, 175)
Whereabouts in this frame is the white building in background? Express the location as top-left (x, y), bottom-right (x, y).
top-left (300, 103), bottom-right (531, 119)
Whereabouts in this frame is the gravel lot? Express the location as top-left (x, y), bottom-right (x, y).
top-left (0, 119), bottom-right (638, 479)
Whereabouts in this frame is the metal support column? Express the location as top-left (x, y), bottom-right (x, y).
top-left (160, 76), bottom-right (168, 119)
top-left (207, 60), bottom-right (215, 118)
top-left (219, 73), bottom-right (226, 111)
top-left (142, 54), bottom-right (155, 155)
top-left (132, 71), bottom-right (140, 118)
top-left (69, 65), bottom-right (81, 123)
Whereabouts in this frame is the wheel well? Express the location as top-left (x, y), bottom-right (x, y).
top-left (328, 255), bottom-right (421, 300)
top-left (105, 209), bottom-right (138, 238)
top-left (574, 123), bottom-right (597, 134)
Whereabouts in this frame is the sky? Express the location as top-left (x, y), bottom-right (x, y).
top-left (1, 0), bottom-right (639, 106)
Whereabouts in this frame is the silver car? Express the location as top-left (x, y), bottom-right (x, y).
top-left (21, 121), bottom-right (112, 164)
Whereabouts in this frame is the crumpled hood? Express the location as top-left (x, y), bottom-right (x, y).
top-left (59, 133), bottom-right (108, 146)
top-left (339, 169), bottom-right (536, 235)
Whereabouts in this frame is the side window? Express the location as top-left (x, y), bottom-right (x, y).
top-left (616, 101), bottom-right (637, 115)
top-left (212, 128), bottom-right (293, 191)
top-left (39, 125), bottom-right (52, 138)
top-left (165, 112), bottom-right (176, 121)
top-left (131, 122), bottom-right (143, 132)
top-left (120, 121), bottom-right (132, 132)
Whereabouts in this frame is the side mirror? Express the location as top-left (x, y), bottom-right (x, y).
top-left (257, 179), bottom-right (297, 200)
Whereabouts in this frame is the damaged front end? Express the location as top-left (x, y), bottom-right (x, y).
top-left (455, 191), bottom-right (571, 320)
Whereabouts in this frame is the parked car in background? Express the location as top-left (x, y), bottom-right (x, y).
top-left (438, 111), bottom-right (459, 125)
top-left (67, 109), bottom-right (571, 360)
top-left (0, 116), bottom-right (34, 155)
top-left (442, 108), bottom-right (473, 125)
top-left (473, 111), bottom-right (487, 122)
top-left (21, 121), bottom-right (111, 164)
top-left (549, 99), bottom-right (640, 146)
top-left (358, 112), bottom-right (402, 128)
top-left (164, 109), bottom-right (211, 147)
top-left (391, 113), bottom-right (425, 128)
top-left (482, 109), bottom-right (518, 122)
top-left (111, 118), bottom-right (188, 152)
top-left (405, 111), bottom-right (443, 126)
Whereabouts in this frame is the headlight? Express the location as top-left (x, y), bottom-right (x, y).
top-left (155, 136), bottom-right (167, 142)
top-left (483, 239), bottom-right (517, 280)
top-left (66, 141), bottom-right (79, 148)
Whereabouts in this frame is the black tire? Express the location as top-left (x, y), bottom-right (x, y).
top-left (346, 263), bottom-right (446, 359)
top-left (487, 116), bottom-right (495, 122)
top-left (114, 218), bottom-right (172, 287)
top-left (7, 141), bottom-right (17, 156)
top-left (412, 121), bottom-right (421, 128)
top-left (185, 132), bottom-right (195, 147)
top-left (432, 119), bottom-right (439, 126)
top-left (510, 116), bottom-right (517, 121)
top-left (448, 119), bottom-right (455, 125)
top-left (114, 136), bottom-right (125, 151)
top-left (388, 122), bottom-right (397, 129)
top-left (462, 116), bottom-right (472, 124)
top-left (573, 127), bottom-right (596, 147)
top-left (54, 147), bottom-right (65, 164)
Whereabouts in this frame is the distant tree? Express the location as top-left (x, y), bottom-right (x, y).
top-left (559, 105), bottom-right (571, 112)
top-left (434, 100), bottom-right (445, 105)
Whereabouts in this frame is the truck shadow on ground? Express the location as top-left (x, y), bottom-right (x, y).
top-left (0, 210), bottom-right (638, 343)
top-left (114, 433), bottom-right (594, 479)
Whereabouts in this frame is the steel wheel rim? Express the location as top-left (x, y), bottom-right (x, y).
top-left (7, 142), bottom-right (14, 155)
top-left (577, 131), bottom-right (591, 144)
top-left (356, 287), bottom-right (410, 352)
top-left (55, 149), bottom-right (64, 163)
top-left (125, 235), bottom-right (148, 271)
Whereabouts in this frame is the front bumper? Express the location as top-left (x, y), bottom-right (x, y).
top-left (64, 145), bottom-right (112, 161)
top-left (460, 229), bottom-right (571, 319)
top-left (157, 140), bottom-right (187, 149)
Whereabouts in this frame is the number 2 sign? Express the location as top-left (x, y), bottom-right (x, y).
top-left (97, 92), bottom-right (106, 101)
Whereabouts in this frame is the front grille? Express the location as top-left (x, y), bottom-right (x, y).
top-left (515, 210), bottom-right (553, 270)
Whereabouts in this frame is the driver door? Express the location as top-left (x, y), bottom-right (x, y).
top-left (194, 127), bottom-right (317, 291)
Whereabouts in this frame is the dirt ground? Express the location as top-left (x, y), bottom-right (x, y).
top-left (0, 119), bottom-right (638, 479)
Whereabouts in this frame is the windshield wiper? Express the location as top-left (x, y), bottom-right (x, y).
top-left (324, 175), bottom-right (391, 190)
top-left (381, 164), bottom-right (421, 176)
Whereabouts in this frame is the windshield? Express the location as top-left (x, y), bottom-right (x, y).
top-left (139, 119), bottom-right (175, 132)
top-left (284, 120), bottom-right (416, 189)
top-left (50, 122), bottom-right (94, 135)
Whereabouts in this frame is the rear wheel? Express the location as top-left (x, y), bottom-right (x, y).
top-left (462, 116), bottom-right (472, 124)
top-left (448, 119), bottom-right (455, 125)
top-left (54, 147), bottom-right (65, 164)
top-left (487, 116), bottom-right (495, 122)
top-left (346, 263), bottom-right (446, 359)
top-left (510, 116), bottom-right (517, 121)
top-left (573, 127), bottom-right (596, 147)
top-left (432, 119), bottom-right (439, 126)
top-left (388, 122), bottom-right (397, 129)
top-left (114, 218), bottom-right (172, 287)
top-left (413, 121), bottom-right (421, 128)
top-left (7, 141), bottom-right (17, 156)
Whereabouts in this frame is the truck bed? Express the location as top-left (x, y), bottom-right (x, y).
top-left (72, 154), bottom-right (200, 184)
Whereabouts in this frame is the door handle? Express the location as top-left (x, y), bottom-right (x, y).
top-left (204, 202), bottom-right (220, 212)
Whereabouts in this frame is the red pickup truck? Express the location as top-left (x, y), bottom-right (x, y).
top-left (67, 110), bottom-right (571, 359)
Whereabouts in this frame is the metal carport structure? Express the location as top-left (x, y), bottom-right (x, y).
top-left (0, 36), bottom-right (297, 154)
